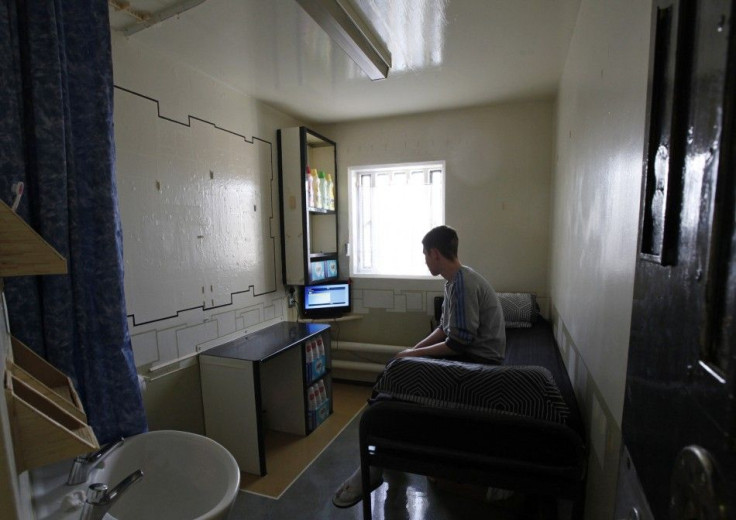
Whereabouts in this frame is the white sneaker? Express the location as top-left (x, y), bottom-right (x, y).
top-left (332, 467), bottom-right (384, 508)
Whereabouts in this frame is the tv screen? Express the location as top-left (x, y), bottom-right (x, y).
top-left (302, 281), bottom-right (351, 319)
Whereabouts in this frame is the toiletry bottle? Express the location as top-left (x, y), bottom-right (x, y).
top-left (324, 174), bottom-right (333, 210)
top-left (317, 171), bottom-right (325, 209)
top-left (314, 383), bottom-right (324, 405)
top-left (307, 386), bottom-right (317, 430)
top-left (317, 380), bottom-right (328, 407)
top-left (307, 168), bottom-right (317, 208)
top-left (315, 336), bottom-right (325, 358)
top-left (312, 169), bottom-right (320, 208)
top-left (305, 341), bottom-right (314, 382)
top-left (305, 166), bottom-right (313, 210)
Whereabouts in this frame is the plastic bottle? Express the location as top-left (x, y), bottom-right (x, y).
top-left (321, 173), bottom-right (328, 210)
top-left (312, 337), bottom-right (324, 378)
top-left (326, 174), bottom-right (335, 210)
top-left (305, 166), bottom-right (313, 210)
top-left (307, 385), bottom-right (317, 430)
top-left (314, 384), bottom-right (324, 405)
top-left (315, 336), bottom-right (325, 357)
top-left (312, 169), bottom-right (320, 208)
top-left (305, 340), bottom-right (314, 381)
top-left (309, 169), bottom-right (318, 209)
top-left (316, 171), bottom-right (325, 209)
top-left (308, 385), bottom-right (317, 407)
top-left (317, 380), bottom-right (328, 405)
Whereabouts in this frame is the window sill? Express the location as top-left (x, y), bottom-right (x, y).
top-left (349, 273), bottom-right (438, 281)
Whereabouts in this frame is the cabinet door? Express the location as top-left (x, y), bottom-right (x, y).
top-left (278, 127), bottom-right (338, 285)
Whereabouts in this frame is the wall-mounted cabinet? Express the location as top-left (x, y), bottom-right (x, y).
top-left (278, 127), bottom-right (339, 285)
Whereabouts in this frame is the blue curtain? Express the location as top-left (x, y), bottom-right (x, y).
top-left (0, 1), bottom-right (147, 443)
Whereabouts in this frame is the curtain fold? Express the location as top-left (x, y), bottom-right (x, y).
top-left (0, 0), bottom-right (147, 443)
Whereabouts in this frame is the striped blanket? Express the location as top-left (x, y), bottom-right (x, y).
top-left (373, 357), bottom-right (570, 424)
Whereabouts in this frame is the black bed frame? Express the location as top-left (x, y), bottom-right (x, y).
top-left (358, 319), bottom-right (588, 519)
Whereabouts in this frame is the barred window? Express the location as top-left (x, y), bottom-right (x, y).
top-left (349, 161), bottom-right (445, 277)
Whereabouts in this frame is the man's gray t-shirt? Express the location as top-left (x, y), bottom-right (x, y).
top-left (440, 265), bottom-right (505, 364)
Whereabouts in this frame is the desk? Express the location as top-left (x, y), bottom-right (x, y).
top-left (199, 322), bottom-right (331, 475)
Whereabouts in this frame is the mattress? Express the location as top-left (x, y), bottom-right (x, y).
top-left (504, 318), bottom-right (584, 438)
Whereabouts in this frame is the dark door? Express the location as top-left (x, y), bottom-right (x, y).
top-left (623, 0), bottom-right (735, 518)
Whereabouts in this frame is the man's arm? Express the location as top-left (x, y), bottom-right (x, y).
top-left (412, 326), bottom-right (446, 349)
top-left (395, 327), bottom-right (457, 358)
top-left (395, 341), bottom-right (456, 358)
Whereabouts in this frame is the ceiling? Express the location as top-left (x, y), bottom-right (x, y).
top-left (109, 0), bottom-right (581, 124)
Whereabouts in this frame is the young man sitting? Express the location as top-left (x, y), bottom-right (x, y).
top-left (332, 225), bottom-right (506, 508)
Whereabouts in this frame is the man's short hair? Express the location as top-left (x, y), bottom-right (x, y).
top-left (422, 225), bottom-right (458, 260)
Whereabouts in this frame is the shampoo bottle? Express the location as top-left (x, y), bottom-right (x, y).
top-left (305, 166), bottom-right (312, 209)
top-left (326, 174), bottom-right (335, 210)
top-left (309, 169), bottom-right (319, 209)
top-left (317, 171), bottom-right (326, 209)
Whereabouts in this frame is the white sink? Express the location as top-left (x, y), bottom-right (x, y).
top-left (31, 430), bottom-right (240, 520)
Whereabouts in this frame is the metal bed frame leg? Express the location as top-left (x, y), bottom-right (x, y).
top-left (360, 453), bottom-right (372, 519)
top-left (359, 417), bottom-right (375, 520)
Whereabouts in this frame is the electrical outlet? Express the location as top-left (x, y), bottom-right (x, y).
top-left (287, 287), bottom-right (296, 308)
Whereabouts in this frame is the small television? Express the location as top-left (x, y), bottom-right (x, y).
top-left (301, 281), bottom-right (351, 319)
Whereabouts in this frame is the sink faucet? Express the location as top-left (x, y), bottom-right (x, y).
top-left (67, 438), bottom-right (124, 485)
top-left (80, 469), bottom-right (144, 520)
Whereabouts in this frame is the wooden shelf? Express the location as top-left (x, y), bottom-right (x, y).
top-left (5, 375), bottom-right (97, 472)
top-left (3, 337), bottom-right (98, 472)
top-left (308, 253), bottom-right (338, 260)
top-left (0, 200), bottom-right (67, 277)
top-left (307, 207), bottom-right (336, 215)
top-left (9, 337), bottom-right (86, 422)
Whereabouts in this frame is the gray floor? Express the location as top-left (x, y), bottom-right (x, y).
top-left (227, 412), bottom-right (561, 520)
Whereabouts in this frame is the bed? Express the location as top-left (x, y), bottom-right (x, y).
top-left (358, 294), bottom-right (587, 519)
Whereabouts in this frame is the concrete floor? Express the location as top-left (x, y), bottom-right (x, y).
top-left (228, 411), bottom-right (564, 520)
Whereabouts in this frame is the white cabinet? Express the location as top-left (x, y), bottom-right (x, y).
top-left (200, 322), bottom-right (332, 476)
top-left (278, 127), bottom-right (338, 285)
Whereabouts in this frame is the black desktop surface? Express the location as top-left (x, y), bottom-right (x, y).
top-left (201, 321), bottom-right (329, 362)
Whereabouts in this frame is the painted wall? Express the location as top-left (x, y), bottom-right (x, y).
top-left (549, 0), bottom-right (652, 517)
top-left (319, 100), bottom-right (555, 347)
top-left (111, 32), bottom-right (303, 431)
